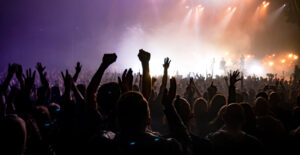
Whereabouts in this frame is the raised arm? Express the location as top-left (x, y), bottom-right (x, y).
top-left (36, 62), bottom-right (49, 88)
top-left (86, 53), bottom-right (117, 107)
top-left (162, 77), bottom-right (192, 146)
top-left (0, 64), bottom-right (15, 94)
top-left (73, 62), bottom-right (82, 82)
top-left (118, 68), bottom-right (133, 93)
top-left (138, 49), bottom-right (151, 100)
top-left (159, 57), bottom-right (171, 95)
top-left (61, 70), bottom-right (72, 103)
top-left (228, 70), bottom-right (241, 104)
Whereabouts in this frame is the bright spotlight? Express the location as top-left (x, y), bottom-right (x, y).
top-left (294, 55), bottom-right (298, 60)
top-left (288, 53), bottom-right (293, 58)
top-left (263, 1), bottom-right (270, 8)
top-left (281, 59), bottom-right (286, 63)
top-left (268, 61), bottom-right (274, 66)
top-left (227, 7), bottom-right (232, 11)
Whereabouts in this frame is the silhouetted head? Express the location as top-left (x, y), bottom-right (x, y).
top-left (174, 96), bottom-right (193, 127)
top-left (209, 94), bottom-right (227, 118)
top-left (256, 92), bottom-right (268, 101)
top-left (269, 92), bottom-right (280, 107)
top-left (0, 114), bottom-right (26, 155)
top-left (32, 105), bottom-right (51, 135)
top-left (116, 91), bottom-right (150, 133)
top-left (222, 103), bottom-right (245, 129)
top-left (48, 103), bottom-right (61, 123)
top-left (97, 82), bottom-right (121, 114)
top-left (207, 85), bottom-right (217, 100)
top-left (193, 97), bottom-right (208, 120)
top-left (254, 97), bottom-right (269, 116)
top-left (240, 102), bottom-right (256, 134)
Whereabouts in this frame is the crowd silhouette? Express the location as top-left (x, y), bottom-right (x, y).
top-left (1, 49), bottom-right (300, 155)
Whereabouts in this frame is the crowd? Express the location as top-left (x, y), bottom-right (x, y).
top-left (1, 49), bottom-right (300, 155)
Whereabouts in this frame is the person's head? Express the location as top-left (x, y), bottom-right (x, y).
top-left (174, 96), bottom-right (193, 127)
top-left (254, 97), bottom-right (269, 116)
top-left (116, 91), bottom-right (150, 133)
top-left (48, 103), bottom-right (61, 123)
top-left (256, 92), bottom-right (268, 101)
top-left (222, 103), bottom-right (245, 130)
top-left (0, 114), bottom-right (26, 155)
top-left (193, 97), bottom-right (208, 120)
top-left (209, 94), bottom-right (227, 118)
top-left (97, 82), bottom-right (121, 114)
top-left (240, 102), bottom-right (256, 133)
top-left (269, 92), bottom-right (280, 107)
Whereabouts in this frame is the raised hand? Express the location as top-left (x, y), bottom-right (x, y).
top-left (36, 62), bottom-right (46, 74)
top-left (75, 62), bottom-right (82, 73)
top-left (163, 57), bottom-right (171, 69)
top-left (229, 70), bottom-right (241, 86)
top-left (162, 77), bottom-right (177, 108)
top-left (15, 64), bottom-right (23, 78)
top-left (61, 70), bottom-right (72, 90)
top-left (23, 68), bottom-right (36, 91)
top-left (118, 68), bottom-right (133, 92)
top-left (102, 53), bottom-right (117, 67)
top-left (86, 53), bottom-right (117, 105)
top-left (73, 61), bottom-right (82, 82)
top-left (138, 49), bottom-right (151, 64)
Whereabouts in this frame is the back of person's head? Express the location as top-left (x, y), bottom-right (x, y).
top-left (117, 91), bottom-right (150, 133)
top-left (254, 97), bottom-right (269, 116)
top-left (48, 103), bottom-right (61, 122)
top-left (256, 92), bottom-right (268, 101)
top-left (174, 95), bottom-right (192, 126)
top-left (269, 92), bottom-right (280, 107)
top-left (240, 102), bottom-right (256, 134)
top-left (0, 114), bottom-right (26, 155)
top-left (209, 94), bottom-right (227, 118)
top-left (32, 105), bottom-right (51, 134)
top-left (193, 97), bottom-right (208, 119)
top-left (222, 103), bottom-right (245, 129)
top-left (97, 82), bottom-right (121, 113)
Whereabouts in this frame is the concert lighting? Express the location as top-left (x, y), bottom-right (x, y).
top-left (263, 1), bottom-right (270, 8)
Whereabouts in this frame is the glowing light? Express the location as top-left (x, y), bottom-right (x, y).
top-left (288, 53), bottom-right (293, 58)
top-left (281, 59), bottom-right (286, 63)
top-left (185, 5), bottom-right (189, 9)
top-left (268, 61), bottom-right (274, 66)
top-left (263, 1), bottom-right (270, 8)
top-left (272, 54), bottom-right (275, 57)
top-left (227, 7), bottom-right (232, 11)
top-left (294, 55), bottom-right (298, 60)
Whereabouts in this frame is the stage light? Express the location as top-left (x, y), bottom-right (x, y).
top-left (281, 59), bottom-right (286, 63)
top-left (263, 1), bottom-right (270, 8)
top-left (294, 55), bottom-right (298, 60)
top-left (227, 7), bottom-right (232, 11)
top-left (288, 53), bottom-right (293, 58)
top-left (268, 61), bottom-right (274, 66)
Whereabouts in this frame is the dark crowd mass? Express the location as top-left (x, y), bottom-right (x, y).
top-left (1, 49), bottom-right (300, 155)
